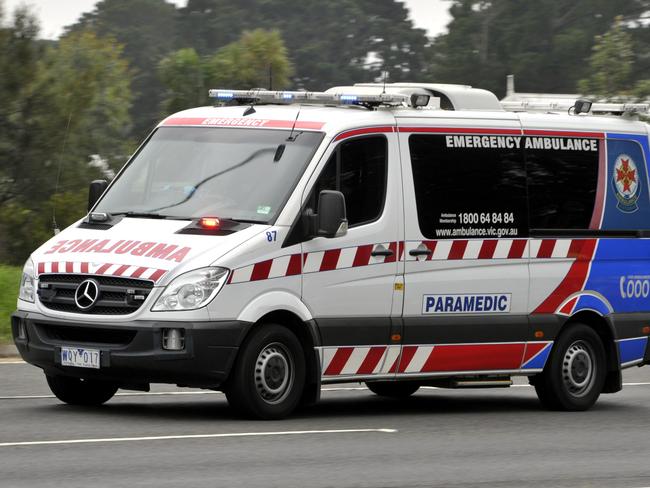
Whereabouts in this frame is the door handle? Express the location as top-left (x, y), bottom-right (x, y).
top-left (371, 245), bottom-right (394, 257)
top-left (409, 249), bottom-right (433, 257)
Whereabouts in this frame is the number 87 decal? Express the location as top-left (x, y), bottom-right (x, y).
top-left (266, 230), bottom-right (277, 242)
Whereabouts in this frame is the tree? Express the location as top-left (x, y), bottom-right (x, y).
top-left (158, 48), bottom-right (206, 114)
top-left (176, 0), bottom-right (430, 90)
top-left (159, 29), bottom-right (292, 114)
top-left (206, 29), bottom-right (292, 89)
top-left (579, 19), bottom-right (634, 97)
top-left (0, 5), bottom-right (44, 205)
top-left (10, 30), bottom-right (132, 205)
top-left (429, 0), bottom-right (650, 96)
top-left (0, 14), bottom-right (133, 264)
top-left (68, 0), bottom-right (178, 137)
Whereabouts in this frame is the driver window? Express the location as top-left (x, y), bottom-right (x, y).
top-left (309, 136), bottom-right (387, 228)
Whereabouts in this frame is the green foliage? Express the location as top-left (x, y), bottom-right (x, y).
top-left (31, 30), bottom-right (133, 198)
top-left (430, 0), bottom-right (649, 96)
top-left (0, 191), bottom-right (87, 265)
top-left (0, 203), bottom-right (51, 264)
top-left (579, 19), bottom-right (634, 96)
top-left (0, 265), bottom-right (21, 344)
top-left (159, 29), bottom-right (292, 114)
top-left (206, 29), bottom-right (292, 89)
top-left (176, 0), bottom-right (430, 89)
top-left (159, 48), bottom-right (206, 114)
top-left (69, 0), bottom-right (178, 137)
top-left (0, 7), bottom-right (133, 265)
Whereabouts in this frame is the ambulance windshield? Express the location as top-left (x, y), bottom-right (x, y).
top-left (95, 127), bottom-right (324, 223)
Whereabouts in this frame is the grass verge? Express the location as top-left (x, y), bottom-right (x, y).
top-left (0, 265), bottom-right (21, 344)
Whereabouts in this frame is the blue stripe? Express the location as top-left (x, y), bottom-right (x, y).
top-left (618, 337), bottom-right (648, 365)
top-left (522, 343), bottom-right (553, 369)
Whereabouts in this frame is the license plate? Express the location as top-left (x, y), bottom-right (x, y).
top-left (61, 347), bottom-right (100, 369)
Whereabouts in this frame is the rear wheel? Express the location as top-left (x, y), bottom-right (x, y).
top-left (534, 323), bottom-right (606, 411)
top-left (366, 381), bottom-right (420, 398)
top-left (225, 324), bottom-right (305, 419)
top-left (46, 374), bottom-right (118, 406)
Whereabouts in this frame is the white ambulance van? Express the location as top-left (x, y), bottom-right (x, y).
top-left (12, 83), bottom-right (650, 419)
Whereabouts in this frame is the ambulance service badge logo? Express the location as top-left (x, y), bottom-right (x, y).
top-left (612, 154), bottom-right (640, 213)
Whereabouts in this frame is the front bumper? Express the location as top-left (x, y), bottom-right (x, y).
top-left (11, 311), bottom-right (252, 389)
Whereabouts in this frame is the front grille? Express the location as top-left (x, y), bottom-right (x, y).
top-left (38, 274), bottom-right (154, 315)
top-left (35, 323), bottom-right (137, 346)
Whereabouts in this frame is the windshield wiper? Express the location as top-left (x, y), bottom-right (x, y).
top-left (228, 218), bottom-right (268, 224)
top-left (110, 211), bottom-right (172, 219)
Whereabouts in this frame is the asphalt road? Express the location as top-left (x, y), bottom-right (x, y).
top-left (1, 360), bottom-right (650, 488)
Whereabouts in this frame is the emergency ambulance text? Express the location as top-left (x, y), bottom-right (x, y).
top-left (445, 135), bottom-right (598, 151)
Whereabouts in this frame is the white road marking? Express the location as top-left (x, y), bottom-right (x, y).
top-left (0, 360), bottom-right (24, 364)
top-left (0, 428), bottom-right (398, 448)
top-left (2, 382), bottom-right (650, 401)
top-left (0, 387), bottom-right (367, 400)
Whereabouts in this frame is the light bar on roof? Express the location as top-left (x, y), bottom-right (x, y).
top-left (502, 99), bottom-right (649, 116)
top-left (208, 89), bottom-right (410, 107)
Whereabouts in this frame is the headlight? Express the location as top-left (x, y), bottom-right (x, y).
top-left (152, 267), bottom-right (229, 311)
top-left (18, 259), bottom-right (35, 303)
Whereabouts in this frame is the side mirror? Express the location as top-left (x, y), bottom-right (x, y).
top-left (316, 190), bottom-right (348, 238)
top-left (88, 180), bottom-right (108, 211)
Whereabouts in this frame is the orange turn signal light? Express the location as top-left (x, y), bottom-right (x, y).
top-left (391, 334), bottom-right (401, 342)
top-left (643, 326), bottom-right (650, 334)
top-left (534, 330), bottom-right (544, 339)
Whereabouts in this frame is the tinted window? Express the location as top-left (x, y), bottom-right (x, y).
top-left (409, 134), bottom-right (528, 239)
top-left (310, 136), bottom-right (387, 227)
top-left (526, 137), bottom-right (599, 229)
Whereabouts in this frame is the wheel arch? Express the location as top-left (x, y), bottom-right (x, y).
top-left (237, 308), bottom-right (321, 406)
top-left (560, 310), bottom-right (621, 393)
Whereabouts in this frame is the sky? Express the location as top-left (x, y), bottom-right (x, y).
top-left (2, 0), bottom-right (453, 39)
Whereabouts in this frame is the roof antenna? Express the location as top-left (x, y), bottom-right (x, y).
top-left (52, 109), bottom-right (73, 235)
top-left (381, 70), bottom-right (389, 95)
top-left (287, 104), bottom-right (302, 142)
top-left (275, 102), bottom-right (301, 163)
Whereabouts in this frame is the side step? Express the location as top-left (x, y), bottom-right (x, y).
top-left (451, 379), bottom-right (512, 388)
top-left (424, 377), bottom-right (513, 389)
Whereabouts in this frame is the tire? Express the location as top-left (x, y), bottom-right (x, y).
top-left (534, 323), bottom-right (606, 411)
top-left (225, 324), bottom-right (305, 420)
top-left (366, 381), bottom-right (420, 398)
top-left (46, 374), bottom-right (118, 406)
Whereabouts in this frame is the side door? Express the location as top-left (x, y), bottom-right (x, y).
top-left (300, 132), bottom-right (403, 381)
top-left (399, 125), bottom-right (533, 377)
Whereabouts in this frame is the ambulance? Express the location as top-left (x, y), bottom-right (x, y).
top-left (11, 82), bottom-right (650, 419)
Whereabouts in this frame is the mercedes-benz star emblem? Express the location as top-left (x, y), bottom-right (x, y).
top-left (74, 279), bottom-right (100, 310)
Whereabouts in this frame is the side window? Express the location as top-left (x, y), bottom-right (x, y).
top-left (526, 138), bottom-right (599, 230)
top-left (310, 136), bottom-right (387, 227)
top-left (409, 134), bottom-right (528, 239)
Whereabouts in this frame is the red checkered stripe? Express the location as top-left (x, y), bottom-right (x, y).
top-left (228, 241), bottom-right (404, 284)
top-left (320, 345), bottom-right (401, 376)
top-left (405, 238), bottom-right (592, 261)
top-left (228, 238), bottom-right (593, 284)
top-left (36, 261), bottom-right (167, 283)
top-left (321, 342), bottom-right (552, 376)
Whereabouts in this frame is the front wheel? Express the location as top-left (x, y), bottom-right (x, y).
top-left (46, 374), bottom-right (118, 406)
top-left (225, 324), bottom-right (305, 419)
top-left (366, 381), bottom-right (420, 398)
top-left (534, 323), bottom-right (606, 411)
